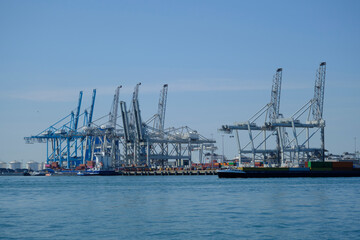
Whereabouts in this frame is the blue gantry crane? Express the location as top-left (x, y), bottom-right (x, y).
top-left (25, 90), bottom-right (97, 168)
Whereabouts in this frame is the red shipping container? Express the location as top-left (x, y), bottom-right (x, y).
top-left (332, 161), bottom-right (353, 169)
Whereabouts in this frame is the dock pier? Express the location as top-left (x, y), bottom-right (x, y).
top-left (118, 170), bottom-right (218, 176)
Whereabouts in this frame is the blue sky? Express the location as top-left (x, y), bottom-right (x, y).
top-left (0, 0), bottom-right (359, 163)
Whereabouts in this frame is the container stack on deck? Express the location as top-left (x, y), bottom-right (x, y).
top-left (240, 161), bottom-right (354, 172)
top-left (307, 161), bottom-right (354, 171)
top-left (218, 161), bottom-right (360, 178)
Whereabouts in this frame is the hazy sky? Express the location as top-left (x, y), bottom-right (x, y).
top-left (0, 0), bottom-right (359, 163)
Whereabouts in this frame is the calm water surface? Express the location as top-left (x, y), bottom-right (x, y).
top-left (1, 176), bottom-right (360, 239)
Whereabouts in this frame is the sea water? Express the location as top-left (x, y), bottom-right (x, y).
top-left (1, 176), bottom-right (360, 240)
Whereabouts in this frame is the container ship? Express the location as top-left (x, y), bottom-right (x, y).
top-left (217, 161), bottom-right (360, 178)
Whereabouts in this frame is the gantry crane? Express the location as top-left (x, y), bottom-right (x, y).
top-left (220, 68), bottom-right (284, 166)
top-left (25, 83), bottom-right (216, 169)
top-left (275, 62), bottom-right (327, 164)
top-left (221, 63), bottom-right (327, 167)
top-left (24, 90), bottom-right (97, 168)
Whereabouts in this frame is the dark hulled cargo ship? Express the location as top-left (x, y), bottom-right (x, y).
top-left (217, 161), bottom-right (360, 178)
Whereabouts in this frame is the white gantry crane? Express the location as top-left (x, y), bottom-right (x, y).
top-left (275, 62), bottom-right (327, 165)
top-left (220, 68), bottom-right (284, 167)
top-left (121, 83), bottom-right (215, 167)
top-left (220, 62), bottom-right (327, 167)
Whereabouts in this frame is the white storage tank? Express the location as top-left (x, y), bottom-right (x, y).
top-left (9, 161), bottom-right (22, 170)
top-left (0, 161), bottom-right (7, 168)
top-left (39, 162), bottom-right (46, 170)
top-left (26, 161), bottom-right (39, 171)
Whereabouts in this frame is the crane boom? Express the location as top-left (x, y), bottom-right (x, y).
top-left (155, 84), bottom-right (168, 132)
top-left (134, 97), bottom-right (144, 141)
top-left (88, 89), bottom-right (96, 127)
top-left (110, 86), bottom-right (122, 128)
top-left (120, 101), bottom-right (130, 142)
top-left (268, 68), bottom-right (282, 123)
top-left (74, 91), bottom-right (83, 130)
top-left (130, 83), bottom-right (141, 127)
top-left (312, 62), bottom-right (326, 121)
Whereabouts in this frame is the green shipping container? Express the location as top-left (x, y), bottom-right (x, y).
top-left (308, 162), bottom-right (332, 169)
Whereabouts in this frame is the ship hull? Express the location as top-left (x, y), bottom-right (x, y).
top-left (217, 169), bottom-right (360, 178)
top-left (77, 170), bottom-right (119, 176)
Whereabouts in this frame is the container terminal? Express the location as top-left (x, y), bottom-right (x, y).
top-left (24, 83), bottom-right (217, 175)
top-left (23, 62), bottom-right (360, 177)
